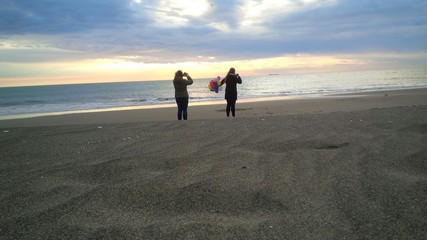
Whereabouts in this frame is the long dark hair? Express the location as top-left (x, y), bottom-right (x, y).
top-left (224, 67), bottom-right (236, 83)
top-left (228, 68), bottom-right (236, 75)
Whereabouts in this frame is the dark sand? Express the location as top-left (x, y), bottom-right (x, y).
top-left (0, 89), bottom-right (426, 239)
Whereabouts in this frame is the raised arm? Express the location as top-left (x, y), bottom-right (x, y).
top-left (185, 73), bottom-right (193, 85)
top-left (236, 74), bottom-right (242, 84)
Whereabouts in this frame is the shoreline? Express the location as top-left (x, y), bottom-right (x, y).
top-left (2, 86), bottom-right (426, 120)
top-left (1, 88), bottom-right (427, 128)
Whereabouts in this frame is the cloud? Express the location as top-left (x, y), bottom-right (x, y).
top-left (152, 0), bottom-right (212, 26)
top-left (0, 0), bottom-right (140, 34)
top-left (238, 0), bottom-right (338, 32)
top-left (0, 0), bottom-right (426, 67)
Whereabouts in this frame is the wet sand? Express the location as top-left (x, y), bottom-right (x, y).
top-left (0, 88), bottom-right (426, 239)
top-left (1, 88), bottom-right (426, 128)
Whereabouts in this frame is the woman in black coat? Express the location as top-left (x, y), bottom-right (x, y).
top-left (220, 67), bottom-right (242, 117)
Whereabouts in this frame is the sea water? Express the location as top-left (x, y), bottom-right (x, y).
top-left (0, 68), bottom-right (426, 119)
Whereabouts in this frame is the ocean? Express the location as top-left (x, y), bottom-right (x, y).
top-left (1, 68), bottom-right (426, 119)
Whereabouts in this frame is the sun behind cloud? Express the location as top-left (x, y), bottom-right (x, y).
top-left (150, 0), bottom-right (212, 27)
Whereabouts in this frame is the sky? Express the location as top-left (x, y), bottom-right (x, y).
top-left (0, 0), bottom-right (426, 87)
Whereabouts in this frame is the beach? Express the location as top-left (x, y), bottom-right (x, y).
top-left (1, 88), bottom-right (426, 239)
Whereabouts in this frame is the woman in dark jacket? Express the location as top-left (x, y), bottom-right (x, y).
top-left (173, 70), bottom-right (193, 120)
top-left (220, 67), bottom-right (242, 117)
